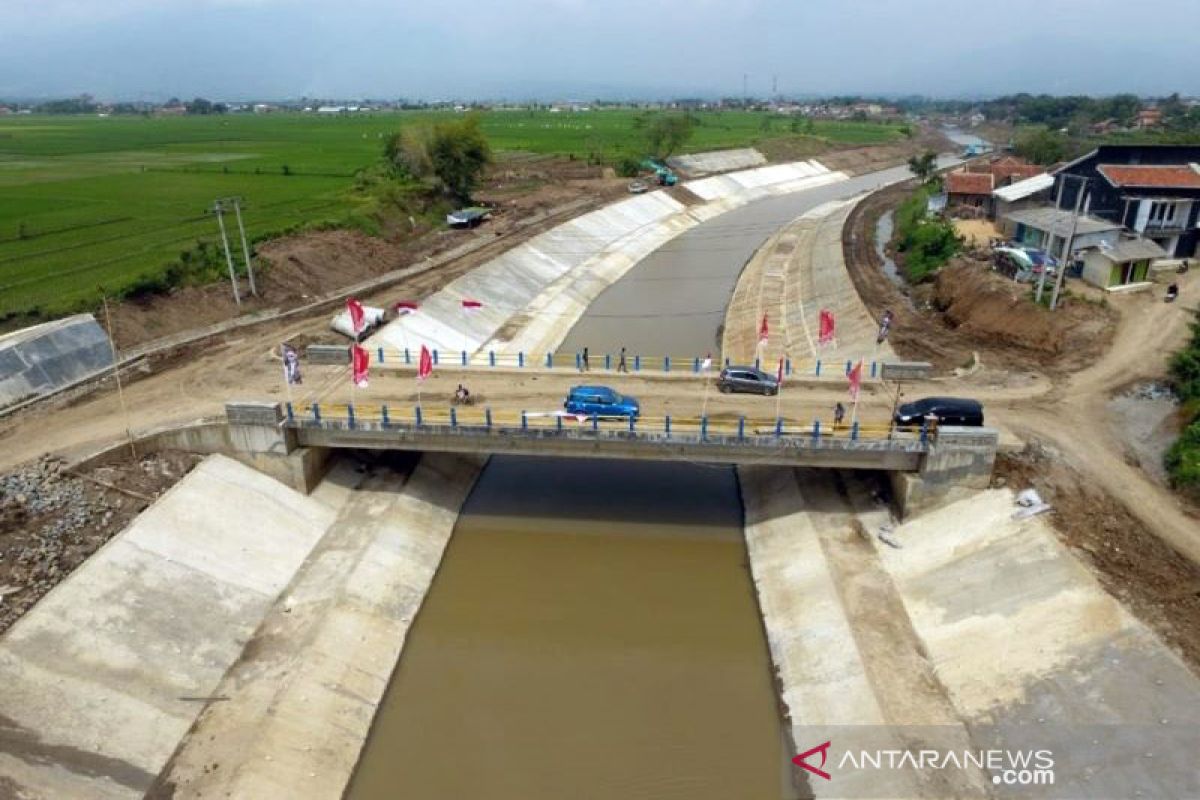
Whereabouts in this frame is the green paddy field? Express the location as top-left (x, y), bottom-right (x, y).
top-left (0, 110), bottom-right (907, 319)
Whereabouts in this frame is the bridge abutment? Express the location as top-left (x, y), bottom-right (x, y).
top-left (224, 401), bottom-right (330, 494)
top-left (890, 426), bottom-right (999, 518)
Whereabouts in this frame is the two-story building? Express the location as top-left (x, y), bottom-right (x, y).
top-left (1053, 144), bottom-right (1200, 259)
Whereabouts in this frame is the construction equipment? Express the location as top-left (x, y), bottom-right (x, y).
top-left (641, 158), bottom-right (678, 187)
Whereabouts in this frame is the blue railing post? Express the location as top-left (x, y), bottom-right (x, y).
top-left (381, 405), bottom-right (390, 428)
top-left (404, 347), bottom-right (411, 365)
top-left (485, 407), bottom-right (493, 430)
top-left (605, 353), bottom-right (612, 370)
top-left (738, 416), bottom-right (745, 440)
top-left (775, 417), bottom-right (783, 438)
top-left (812, 419), bottom-right (821, 442)
top-left (635, 355), bottom-right (641, 371)
top-left (628, 415), bottom-right (635, 433)
top-left (754, 357), bottom-right (760, 370)
top-left (701, 416), bottom-right (709, 441)
top-left (871, 361), bottom-right (878, 379)
top-left (489, 350), bottom-right (496, 367)
top-left (546, 352), bottom-right (553, 368)
top-left (415, 406), bottom-right (423, 426)
top-left (286, 402), bottom-right (294, 422)
top-left (920, 420), bottom-right (929, 444)
top-left (665, 415), bottom-right (671, 437)
top-left (592, 413), bottom-right (599, 433)
top-left (786, 358), bottom-right (792, 376)
top-left (664, 355), bottom-right (671, 372)
top-left (816, 359), bottom-right (822, 377)
top-left (845, 360), bottom-right (852, 375)
top-left (347, 404), bottom-right (355, 429)
top-left (432, 349), bottom-right (440, 365)
top-left (521, 410), bottom-right (528, 430)
top-left (377, 346), bottom-right (384, 364)
top-left (556, 414), bottom-right (563, 432)
top-left (312, 403), bottom-right (321, 423)
top-left (519, 352), bottom-right (525, 368)
top-left (852, 421), bottom-right (860, 441)
top-left (693, 357), bottom-right (700, 373)
top-left (461, 350), bottom-right (467, 366)
top-left (575, 352), bottom-right (581, 370)
top-left (450, 407), bottom-right (458, 428)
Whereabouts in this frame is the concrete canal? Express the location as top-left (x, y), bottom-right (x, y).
top-left (347, 455), bottom-right (796, 799)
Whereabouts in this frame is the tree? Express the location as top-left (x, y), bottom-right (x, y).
top-left (1013, 128), bottom-right (1069, 165)
top-left (907, 151), bottom-right (938, 183)
top-left (400, 114), bottom-right (492, 202)
top-left (643, 113), bottom-right (696, 159)
top-left (185, 97), bottom-right (225, 115)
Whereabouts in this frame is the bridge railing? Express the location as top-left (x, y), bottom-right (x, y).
top-left (357, 346), bottom-right (883, 380)
top-left (284, 402), bottom-right (930, 451)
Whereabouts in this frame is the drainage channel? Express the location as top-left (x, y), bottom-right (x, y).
top-left (347, 455), bottom-right (797, 799)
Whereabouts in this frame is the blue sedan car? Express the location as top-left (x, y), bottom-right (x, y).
top-left (564, 385), bottom-right (640, 418)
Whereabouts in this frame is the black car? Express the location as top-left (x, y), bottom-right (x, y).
top-left (893, 397), bottom-right (983, 427)
top-left (717, 366), bottom-right (779, 396)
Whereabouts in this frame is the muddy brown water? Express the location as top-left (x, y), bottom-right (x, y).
top-left (347, 456), bottom-right (797, 799)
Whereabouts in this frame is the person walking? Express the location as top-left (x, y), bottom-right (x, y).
top-left (617, 346), bottom-right (628, 373)
top-left (833, 402), bottom-right (846, 431)
top-left (581, 346), bottom-right (590, 372)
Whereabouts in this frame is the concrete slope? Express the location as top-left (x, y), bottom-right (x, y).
top-left (668, 148), bottom-right (767, 176)
top-left (0, 314), bottom-right (114, 410)
top-left (874, 489), bottom-right (1200, 797)
top-left (153, 453), bottom-right (485, 800)
top-left (0, 455), bottom-right (342, 800)
top-left (364, 160), bottom-right (848, 360)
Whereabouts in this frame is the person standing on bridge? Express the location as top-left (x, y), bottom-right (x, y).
top-left (834, 402), bottom-right (846, 432)
top-left (581, 346), bottom-right (590, 372)
top-left (617, 347), bottom-right (628, 373)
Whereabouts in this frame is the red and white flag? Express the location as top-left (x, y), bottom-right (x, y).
top-left (847, 359), bottom-right (863, 401)
top-left (351, 344), bottom-right (370, 388)
top-left (758, 314), bottom-right (769, 345)
top-left (417, 344), bottom-right (433, 380)
top-left (462, 299), bottom-right (483, 313)
top-left (776, 356), bottom-right (785, 387)
top-left (394, 300), bottom-right (419, 315)
top-left (347, 297), bottom-right (366, 335)
top-left (818, 309), bottom-right (836, 347)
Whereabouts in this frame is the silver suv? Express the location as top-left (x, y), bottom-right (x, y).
top-left (717, 366), bottom-right (779, 396)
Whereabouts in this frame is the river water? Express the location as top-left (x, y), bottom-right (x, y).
top-left (347, 456), bottom-right (796, 800)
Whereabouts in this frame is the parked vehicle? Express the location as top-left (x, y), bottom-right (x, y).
top-left (627, 179), bottom-right (649, 194)
top-left (564, 385), bottom-right (640, 418)
top-left (717, 366), bottom-right (779, 396)
top-left (446, 207), bottom-right (491, 227)
top-left (893, 396), bottom-right (984, 427)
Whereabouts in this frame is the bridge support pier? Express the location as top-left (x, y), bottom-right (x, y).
top-left (890, 427), bottom-right (999, 519)
top-left (224, 402), bottom-right (330, 494)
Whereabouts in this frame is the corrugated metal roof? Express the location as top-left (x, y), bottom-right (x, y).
top-left (1089, 238), bottom-right (1167, 262)
top-left (1003, 206), bottom-right (1123, 236)
top-left (993, 172), bottom-right (1053, 202)
top-left (1097, 164), bottom-right (1200, 189)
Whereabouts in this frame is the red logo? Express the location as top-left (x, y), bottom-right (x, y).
top-left (793, 741), bottom-right (832, 781)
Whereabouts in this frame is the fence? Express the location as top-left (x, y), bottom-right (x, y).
top-left (352, 346), bottom-right (884, 380)
top-left (284, 402), bottom-right (930, 449)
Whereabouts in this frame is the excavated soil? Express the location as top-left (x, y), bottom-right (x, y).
top-left (843, 182), bottom-right (1117, 374)
top-left (994, 445), bottom-right (1200, 672)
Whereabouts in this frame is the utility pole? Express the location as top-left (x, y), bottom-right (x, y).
top-left (212, 200), bottom-right (241, 306)
top-left (743, 73), bottom-right (748, 102)
top-left (230, 198), bottom-right (257, 297)
top-left (1050, 177), bottom-right (1087, 310)
top-left (1035, 177), bottom-right (1068, 303)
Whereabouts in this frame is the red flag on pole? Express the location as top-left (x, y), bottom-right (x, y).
top-left (351, 344), bottom-right (369, 388)
top-left (818, 309), bottom-right (835, 347)
top-left (462, 299), bottom-right (483, 312)
top-left (394, 300), bottom-right (419, 315)
top-left (759, 314), bottom-right (769, 345)
top-left (847, 359), bottom-right (863, 401)
top-left (347, 297), bottom-right (366, 335)
top-left (418, 345), bottom-right (433, 380)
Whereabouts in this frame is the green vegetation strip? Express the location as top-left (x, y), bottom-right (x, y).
top-left (1167, 312), bottom-right (1200, 501)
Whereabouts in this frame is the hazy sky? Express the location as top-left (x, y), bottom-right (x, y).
top-left (2, 0), bottom-right (1197, 100)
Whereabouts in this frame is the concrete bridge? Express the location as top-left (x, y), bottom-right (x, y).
top-left (207, 401), bottom-right (1000, 516)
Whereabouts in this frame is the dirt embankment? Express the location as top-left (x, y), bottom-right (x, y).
top-left (842, 183), bottom-right (1116, 374)
top-left (995, 445), bottom-right (1200, 672)
top-left (0, 450), bottom-right (201, 634)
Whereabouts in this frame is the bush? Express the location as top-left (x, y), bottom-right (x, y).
top-left (1166, 311), bottom-right (1200, 498)
top-left (1165, 420), bottom-right (1200, 501)
top-left (615, 156), bottom-right (642, 178)
top-left (893, 184), bottom-right (961, 282)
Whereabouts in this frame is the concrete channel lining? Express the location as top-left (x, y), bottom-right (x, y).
top-left (0, 455), bottom-right (342, 800)
top-left (364, 160), bottom-right (849, 360)
top-left (0, 314), bottom-right (114, 410)
top-left (667, 147), bottom-right (767, 176)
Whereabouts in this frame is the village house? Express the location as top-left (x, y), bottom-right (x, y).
top-left (945, 156), bottom-right (1045, 217)
top-left (1078, 238), bottom-right (1167, 289)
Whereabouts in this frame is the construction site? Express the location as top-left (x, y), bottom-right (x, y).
top-left (2, 131), bottom-right (1200, 800)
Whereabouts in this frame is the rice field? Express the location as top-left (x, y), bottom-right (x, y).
top-left (0, 110), bottom-right (907, 318)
